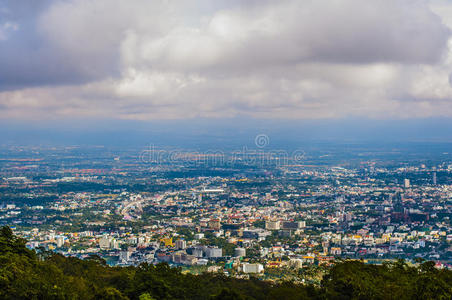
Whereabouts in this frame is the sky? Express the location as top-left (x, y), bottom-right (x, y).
top-left (2, 0), bottom-right (452, 148)
top-left (2, 0), bottom-right (452, 122)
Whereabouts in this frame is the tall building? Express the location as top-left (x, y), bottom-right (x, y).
top-left (119, 250), bottom-right (131, 262)
top-left (205, 247), bottom-right (222, 258)
top-left (175, 239), bottom-right (186, 250)
top-left (56, 236), bottom-right (65, 248)
top-left (265, 220), bottom-right (280, 230)
top-left (433, 172), bottom-right (437, 185)
top-left (404, 179), bottom-right (410, 188)
top-left (281, 221), bottom-right (305, 230)
top-left (209, 219), bottom-right (221, 230)
top-left (99, 236), bottom-right (111, 249)
top-left (234, 247), bottom-right (246, 257)
top-left (111, 238), bottom-right (120, 249)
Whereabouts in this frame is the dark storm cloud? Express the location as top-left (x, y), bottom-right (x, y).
top-left (288, 0), bottom-right (450, 64)
top-left (0, 0), bottom-right (121, 90)
top-left (1, 0), bottom-right (449, 90)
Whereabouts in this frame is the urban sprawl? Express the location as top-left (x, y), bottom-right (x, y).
top-left (1, 144), bottom-right (451, 282)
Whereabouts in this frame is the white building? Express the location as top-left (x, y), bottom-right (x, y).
top-left (241, 263), bottom-right (264, 274)
top-left (205, 247), bottom-right (222, 258)
top-left (119, 250), bottom-right (131, 262)
top-left (111, 238), bottom-right (120, 249)
top-left (99, 236), bottom-right (111, 249)
top-left (265, 220), bottom-right (280, 230)
top-left (56, 236), bottom-right (65, 248)
top-left (288, 258), bottom-right (303, 269)
top-left (404, 178), bottom-right (410, 188)
top-left (194, 233), bottom-right (205, 240)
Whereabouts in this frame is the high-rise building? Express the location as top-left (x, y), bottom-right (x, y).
top-left (56, 236), bottom-right (65, 248)
top-left (175, 239), bottom-right (186, 250)
top-left (265, 220), bottom-right (280, 230)
top-left (205, 247), bottom-right (222, 258)
top-left (404, 179), bottom-right (410, 188)
top-left (433, 172), bottom-right (437, 185)
top-left (234, 247), bottom-right (246, 257)
top-left (99, 236), bottom-right (111, 249)
top-left (111, 238), bottom-right (119, 249)
top-left (119, 250), bottom-right (131, 262)
top-left (281, 221), bottom-right (305, 230)
top-left (209, 219), bottom-right (221, 230)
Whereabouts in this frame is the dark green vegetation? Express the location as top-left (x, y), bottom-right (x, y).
top-left (0, 227), bottom-right (451, 300)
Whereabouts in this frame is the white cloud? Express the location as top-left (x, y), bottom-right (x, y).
top-left (0, 21), bottom-right (18, 41)
top-left (0, 0), bottom-right (452, 120)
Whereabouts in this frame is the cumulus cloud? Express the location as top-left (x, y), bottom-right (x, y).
top-left (0, 0), bottom-right (452, 120)
top-left (0, 21), bottom-right (18, 41)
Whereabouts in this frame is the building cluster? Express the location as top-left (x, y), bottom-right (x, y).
top-left (0, 146), bottom-right (451, 277)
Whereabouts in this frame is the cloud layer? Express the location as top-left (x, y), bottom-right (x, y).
top-left (1, 0), bottom-right (452, 120)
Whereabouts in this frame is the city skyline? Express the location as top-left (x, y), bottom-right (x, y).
top-left (1, 1), bottom-right (452, 297)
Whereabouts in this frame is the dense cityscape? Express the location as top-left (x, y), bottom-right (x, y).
top-left (3, 1), bottom-right (452, 297)
top-left (1, 141), bottom-right (451, 283)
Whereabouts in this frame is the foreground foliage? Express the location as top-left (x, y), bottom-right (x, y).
top-left (0, 227), bottom-right (451, 299)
